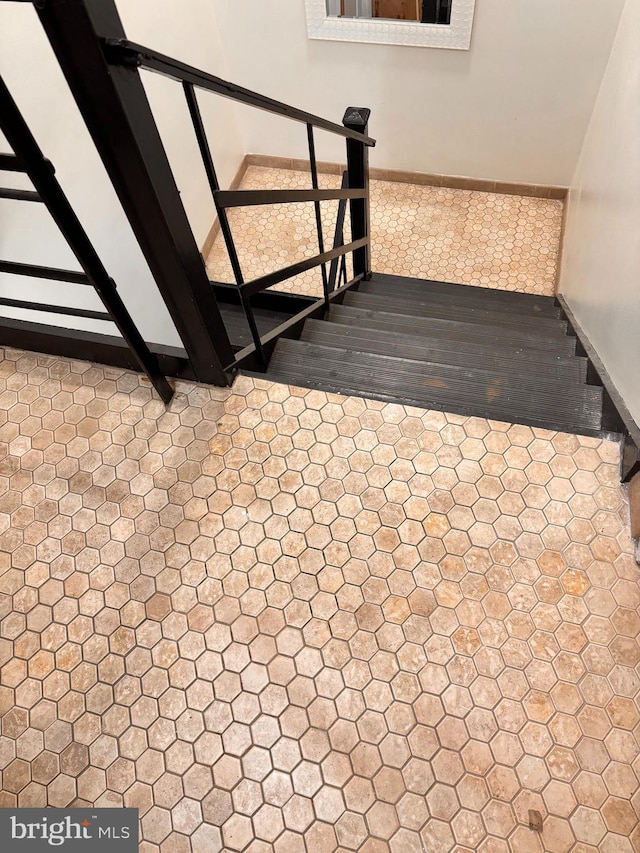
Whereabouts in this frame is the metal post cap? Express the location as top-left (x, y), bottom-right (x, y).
top-left (342, 107), bottom-right (371, 128)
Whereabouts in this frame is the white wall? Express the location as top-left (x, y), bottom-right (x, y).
top-left (558, 0), bottom-right (640, 424)
top-left (0, 0), bottom-right (244, 346)
top-left (212, 0), bottom-right (624, 186)
top-left (119, 0), bottom-right (244, 248)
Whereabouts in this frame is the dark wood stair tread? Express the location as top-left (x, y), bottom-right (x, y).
top-left (267, 339), bottom-right (603, 434)
top-left (220, 303), bottom-right (294, 350)
top-left (369, 272), bottom-right (559, 313)
top-left (363, 275), bottom-right (563, 319)
top-left (344, 291), bottom-right (568, 335)
top-left (328, 304), bottom-right (577, 354)
top-left (302, 319), bottom-right (588, 382)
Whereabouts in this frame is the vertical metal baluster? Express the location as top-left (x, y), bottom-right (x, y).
top-left (328, 172), bottom-right (347, 292)
top-left (183, 81), bottom-right (266, 365)
top-left (306, 124), bottom-right (330, 309)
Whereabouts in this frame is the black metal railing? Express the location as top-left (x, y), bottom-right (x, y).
top-left (34, 0), bottom-right (375, 385)
top-left (0, 73), bottom-right (174, 403)
top-left (29, 0), bottom-right (376, 380)
top-left (104, 39), bottom-right (375, 366)
top-left (101, 40), bottom-right (375, 147)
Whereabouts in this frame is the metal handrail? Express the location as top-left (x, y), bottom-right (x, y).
top-left (0, 260), bottom-right (91, 285)
top-left (0, 296), bottom-right (110, 322)
top-left (229, 169), bottom-right (359, 372)
top-left (103, 39), bottom-right (377, 148)
top-left (215, 187), bottom-right (366, 209)
top-left (0, 187), bottom-right (41, 202)
top-left (228, 273), bottom-right (365, 373)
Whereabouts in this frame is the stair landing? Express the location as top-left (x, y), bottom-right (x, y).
top-left (206, 164), bottom-right (563, 299)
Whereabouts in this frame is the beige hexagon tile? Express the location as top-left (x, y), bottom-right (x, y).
top-left (205, 166), bottom-right (563, 299)
top-left (0, 347), bottom-right (638, 853)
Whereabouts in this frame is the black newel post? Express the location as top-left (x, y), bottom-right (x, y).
top-left (343, 107), bottom-right (372, 281)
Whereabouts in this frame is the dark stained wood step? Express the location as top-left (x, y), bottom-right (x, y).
top-left (344, 291), bottom-right (569, 335)
top-left (267, 339), bottom-right (604, 436)
top-left (369, 272), bottom-right (559, 315)
top-left (220, 303), bottom-right (295, 350)
top-left (302, 319), bottom-right (588, 382)
top-left (328, 304), bottom-right (577, 355)
top-left (362, 276), bottom-right (563, 319)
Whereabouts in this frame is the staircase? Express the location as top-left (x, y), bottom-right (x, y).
top-left (261, 272), bottom-right (605, 437)
top-left (23, 1), bottom-right (637, 476)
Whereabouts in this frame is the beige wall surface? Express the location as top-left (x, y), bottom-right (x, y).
top-left (0, 0), bottom-right (244, 346)
top-left (558, 0), bottom-right (640, 424)
top-left (212, 0), bottom-right (624, 186)
top-left (118, 0), bottom-right (244, 249)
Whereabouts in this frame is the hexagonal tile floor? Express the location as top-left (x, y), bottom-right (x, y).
top-left (205, 166), bottom-right (564, 300)
top-left (0, 348), bottom-right (638, 853)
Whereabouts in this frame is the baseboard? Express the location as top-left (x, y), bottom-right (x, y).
top-left (557, 294), bottom-right (640, 482)
top-left (247, 153), bottom-right (345, 177)
top-left (245, 154), bottom-right (568, 200)
top-left (200, 154), bottom-right (250, 259)
top-left (554, 186), bottom-right (571, 293)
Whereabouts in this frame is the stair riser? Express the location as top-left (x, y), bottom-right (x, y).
top-left (273, 362), bottom-right (601, 414)
top-left (258, 273), bottom-right (606, 440)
